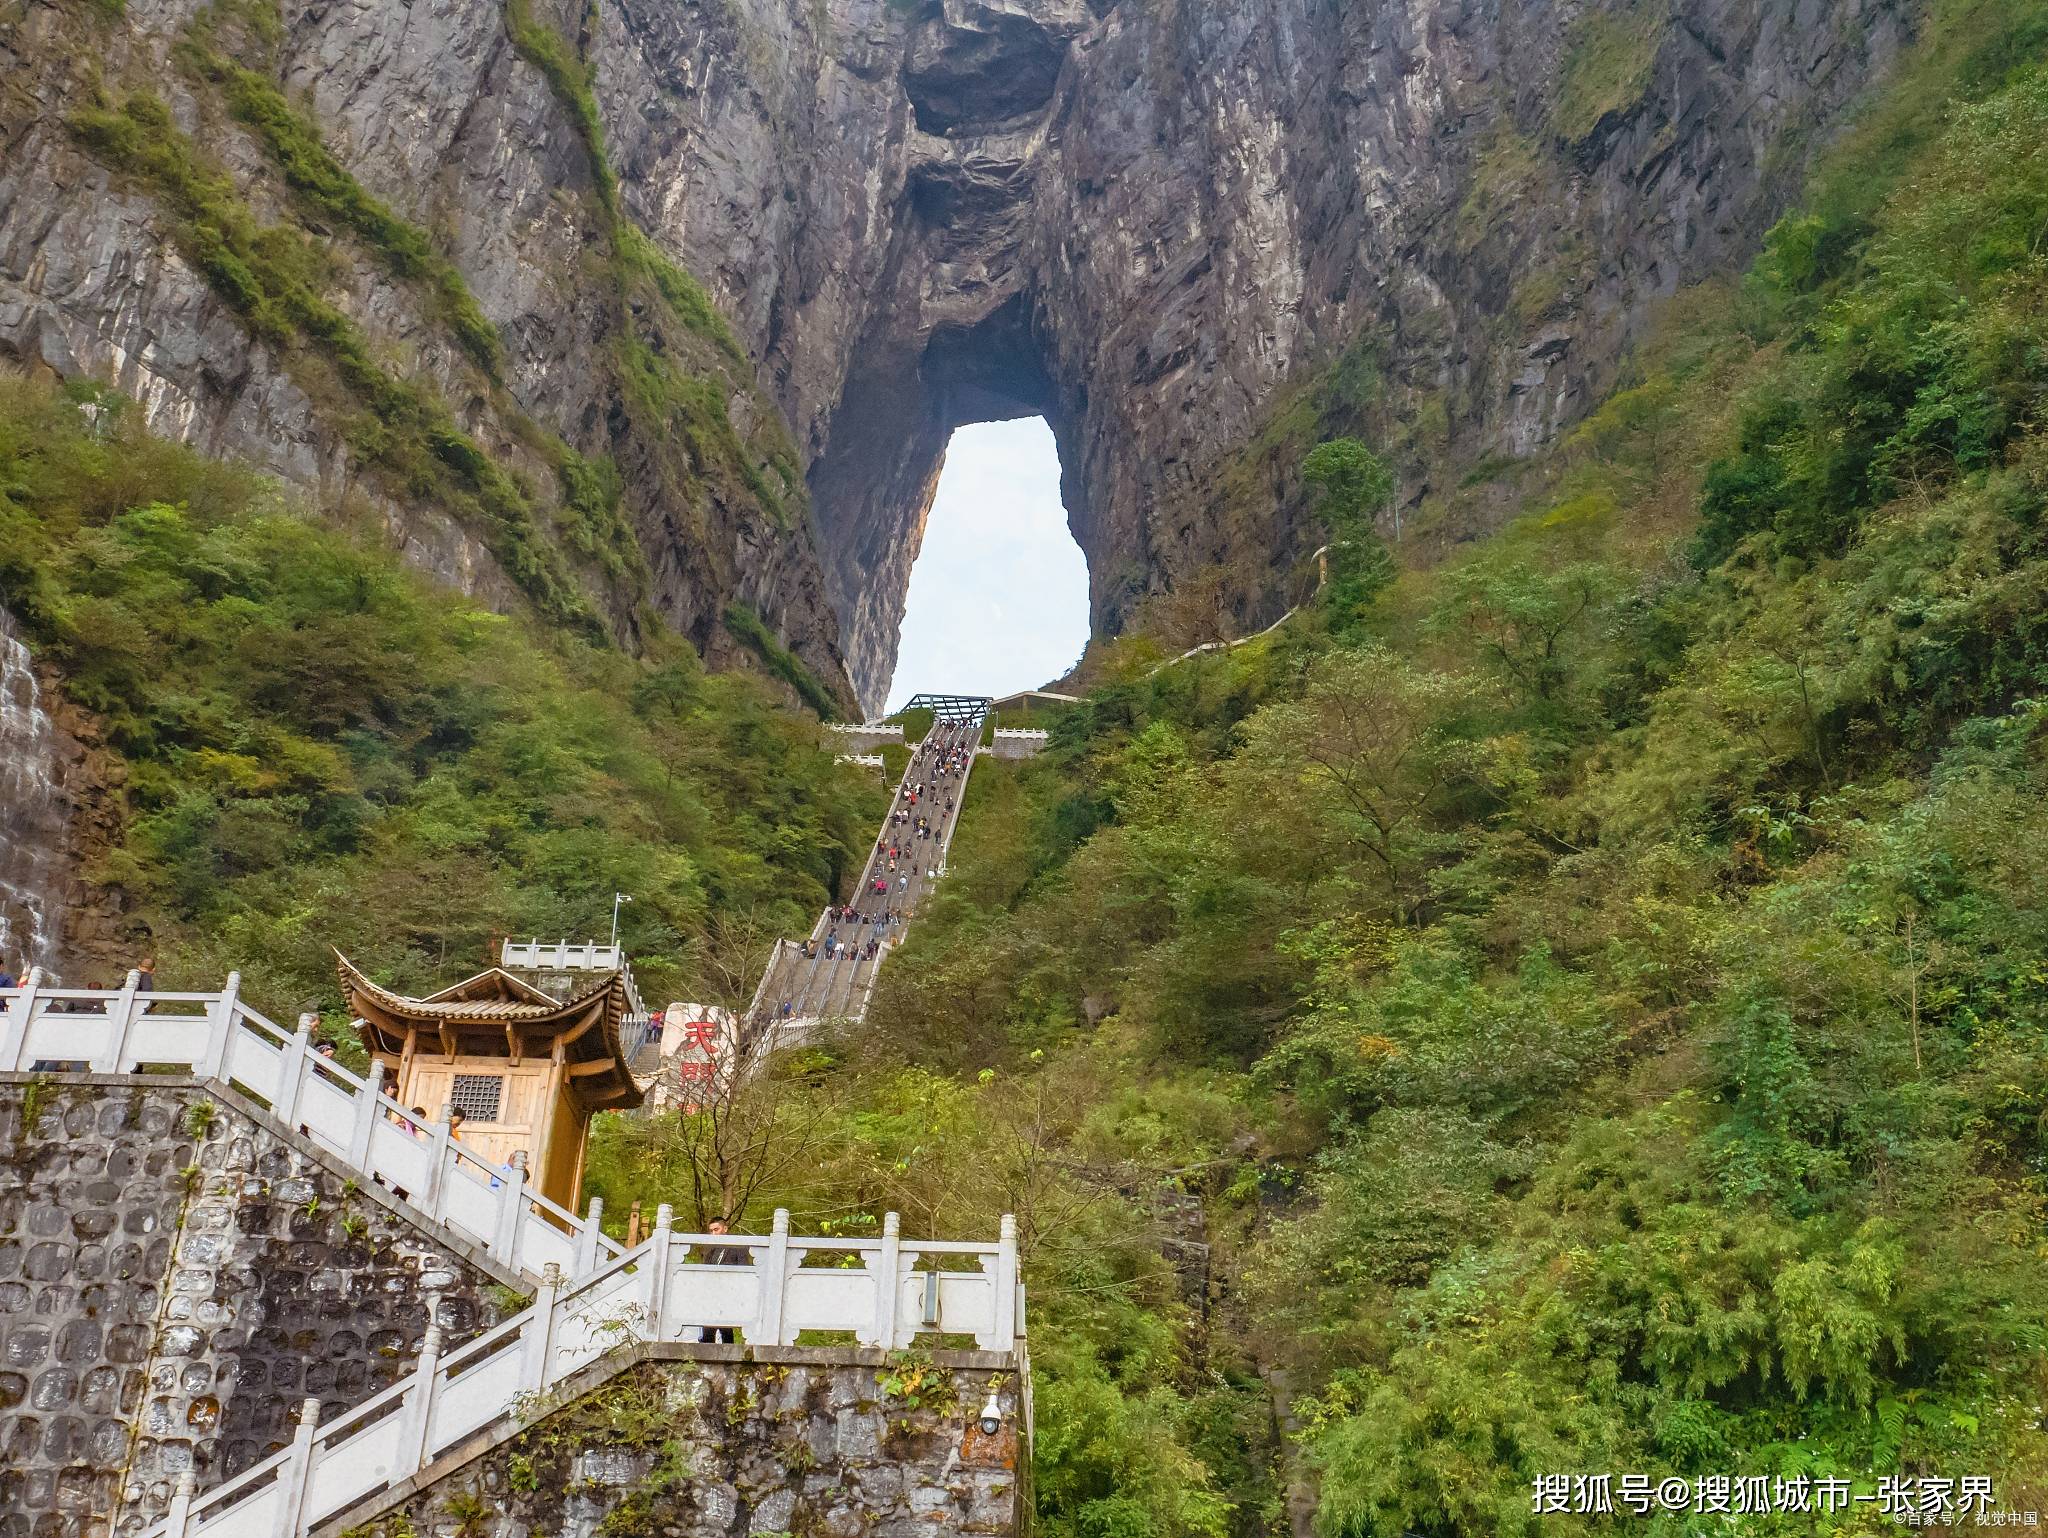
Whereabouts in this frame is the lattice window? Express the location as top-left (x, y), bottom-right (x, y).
top-left (450, 1074), bottom-right (504, 1122)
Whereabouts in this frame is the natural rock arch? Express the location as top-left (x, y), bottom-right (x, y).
top-left (0, 0), bottom-right (1910, 715)
top-left (603, 0), bottom-right (1906, 712)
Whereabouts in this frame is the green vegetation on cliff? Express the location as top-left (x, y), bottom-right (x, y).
top-left (62, 0), bottom-right (806, 662)
top-left (14, 0), bottom-right (2048, 1532)
top-left (1552, 1), bottom-right (1668, 142)
top-left (594, 8), bottom-right (2048, 1533)
top-left (723, 602), bottom-right (841, 722)
top-left (67, 90), bottom-right (626, 633)
top-left (194, 50), bottom-right (504, 375)
top-left (506, 0), bottom-right (804, 527)
top-left (0, 372), bottom-right (879, 1009)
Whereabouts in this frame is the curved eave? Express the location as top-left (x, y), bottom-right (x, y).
top-left (338, 950), bottom-right (643, 1111)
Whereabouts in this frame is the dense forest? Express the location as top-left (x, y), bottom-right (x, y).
top-left (5, 0), bottom-right (2048, 1527)
top-left (0, 374), bottom-right (882, 1006)
top-left (601, 2), bottom-right (2048, 1527)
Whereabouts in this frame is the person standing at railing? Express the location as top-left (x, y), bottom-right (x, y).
top-left (0, 963), bottom-right (15, 989)
top-left (489, 1149), bottom-right (518, 1191)
top-left (135, 956), bottom-right (155, 991)
top-left (696, 1219), bottom-right (747, 1343)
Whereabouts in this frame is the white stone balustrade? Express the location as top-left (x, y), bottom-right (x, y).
top-left (499, 938), bottom-right (647, 1017)
top-left (0, 971), bottom-right (618, 1283)
top-left (500, 939), bottom-right (627, 970)
top-left (822, 721), bottom-right (906, 752)
top-left (150, 1207), bottom-right (1022, 1538)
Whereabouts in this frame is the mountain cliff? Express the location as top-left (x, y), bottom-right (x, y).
top-left (1, 0), bottom-right (1906, 709)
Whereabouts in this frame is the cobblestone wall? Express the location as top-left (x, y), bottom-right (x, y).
top-left (352, 1350), bottom-right (1023, 1538)
top-left (0, 1076), bottom-right (517, 1538)
top-left (986, 731), bottom-right (1050, 761)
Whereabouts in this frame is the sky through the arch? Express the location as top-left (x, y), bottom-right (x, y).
top-left (883, 417), bottom-right (1089, 713)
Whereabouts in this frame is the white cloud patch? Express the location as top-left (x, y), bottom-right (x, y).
top-left (884, 418), bottom-right (1090, 711)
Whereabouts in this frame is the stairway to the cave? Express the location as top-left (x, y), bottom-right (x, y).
top-left (746, 702), bottom-right (987, 1037)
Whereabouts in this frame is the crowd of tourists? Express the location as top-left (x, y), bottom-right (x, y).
top-left (764, 717), bottom-right (981, 1021)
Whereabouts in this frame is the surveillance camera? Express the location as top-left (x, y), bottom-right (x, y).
top-left (979, 1386), bottom-right (1003, 1436)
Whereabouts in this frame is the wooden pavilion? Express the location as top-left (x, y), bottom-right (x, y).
top-left (337, 951), bottom-right (643, 1211)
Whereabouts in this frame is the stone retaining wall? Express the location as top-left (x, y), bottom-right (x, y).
top-left (332, 1346), bottom-right (1024, 1538)
top-left (987, 730), bottom-right (1050, 761)
top-left (0, 1075), bottom-right (516, 1537)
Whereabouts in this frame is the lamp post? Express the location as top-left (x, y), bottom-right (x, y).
top-left (610, 892), bottom-right (633, 950)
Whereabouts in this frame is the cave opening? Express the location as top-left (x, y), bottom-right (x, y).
top-left (808, 292), bottom-right (1095, 717)
top-left (882, 417), bottom-right (1089, 712)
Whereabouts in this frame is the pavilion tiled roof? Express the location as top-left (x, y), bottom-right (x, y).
top-left (336, 952), bottom-right (643, 1109)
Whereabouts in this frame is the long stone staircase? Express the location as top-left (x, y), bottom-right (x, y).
top-left (749, 705), bottom-right (986, 1037)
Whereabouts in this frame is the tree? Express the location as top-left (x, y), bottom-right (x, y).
top-left (1302, 438), bottom-right (1395, 536)
top-left (680, 904), bottom-right (781, 1016)
top-left (1426, 551), bottom-right (1624, 716)
top-left (1302, 439), bottom-right (1397, 632)
top-left (602, 1026), bottom-right (847, 1229)
top-left (1231, 647), bottom-right (1479, 922)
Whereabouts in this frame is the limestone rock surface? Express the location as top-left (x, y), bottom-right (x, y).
top-left (0, 0), bottom-right (1908, 710)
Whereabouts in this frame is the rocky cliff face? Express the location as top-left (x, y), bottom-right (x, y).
top-left (680, 0), bottom-right (1910, 706)
top-left (0, 606), bottom-right (128, 981)
top-left (0, 0), bottom-right (1908, 713)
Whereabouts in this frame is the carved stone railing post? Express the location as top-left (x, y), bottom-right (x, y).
top-left (994, 1213), bottom-right (1019, 1346)
top-left (760, 1209), bottom-right (793, 1345)
top-left (198, 971), bottom-right (239, 1081)
top-left (575, 1196), bottom-right (605, 1280)
top-left (870, 1211), bottom-right (903, 1348)
top-left (645, 1204), bottom-right (675, 1337)
top-left (520, 1263), bottom-right (563, 1391)
top-left (96, 967), bottom-right (141, 1074)
top-left (421, 1106), bottom-right (454, 1211)
top-left (394, 1323), bottom-right (444, 1471)
top-left (347, 1059), bottom-right (385, 1167)
top-left (0, 967), bottom-right (37, 1072)
top-left (280, 1397), bottom-right (322, 1532)
top-left (163, 1469), bottom-right (196, 1538)
top-left (494, 1149), bottom-right (530, 1262)
top-left (271, 1014), bottom-right (312, 1126)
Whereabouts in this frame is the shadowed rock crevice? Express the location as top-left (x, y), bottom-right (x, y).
top-left (905, 0), bottom-right (1093, 135)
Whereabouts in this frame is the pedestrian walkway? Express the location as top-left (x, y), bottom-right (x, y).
top-left (0, 969), bottom-right (621, 1284)
top-left (0, 970), bottom-right (1026, 1538)
top-left (138, 1207), bottom-right (1020, 1538)
top-left (747, 703), bottom-right (987, 1038)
